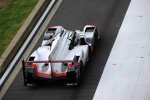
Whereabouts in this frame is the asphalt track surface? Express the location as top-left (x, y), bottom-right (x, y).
top-left (2, 0), bottom-right (130, 100)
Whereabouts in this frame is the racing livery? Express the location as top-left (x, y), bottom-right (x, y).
top-left (22, 25), bottom-right (100, 86)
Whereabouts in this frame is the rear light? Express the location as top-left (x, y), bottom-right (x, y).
top-left (67, 62), bottom-right (74, 67)
top-left (32, 63), bottom-right (37, 69)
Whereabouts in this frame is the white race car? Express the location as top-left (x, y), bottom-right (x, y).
top-left (22, 25), bottom-right (100, 86)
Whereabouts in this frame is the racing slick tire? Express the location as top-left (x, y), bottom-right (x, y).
top-left (24, 73), bottom-right (34, 86)
top-left (66, 63), bottom-right (82, 86)
top-left (91, 32), bottom-right (98, 53)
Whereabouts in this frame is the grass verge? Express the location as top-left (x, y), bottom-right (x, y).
top-left (0, 0), bottom-right (38, 56)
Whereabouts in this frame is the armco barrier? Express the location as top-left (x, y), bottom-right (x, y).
top-left (0, 0), bottom-right (51, 78)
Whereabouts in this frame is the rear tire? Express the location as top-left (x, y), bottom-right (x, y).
top-left (91, 33), bottom-right (97, 53)
top-left (66, 61), bottom-right (82, 86)
top-left (66, 66), bottom-right (81, 86)
top-left (24, 73), bottom-right (34, 86)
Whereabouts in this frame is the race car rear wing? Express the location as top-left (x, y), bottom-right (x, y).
top-left (22, 59), bottom-right (80, 67)
top-left (22, 59), bottom-right (80, 86)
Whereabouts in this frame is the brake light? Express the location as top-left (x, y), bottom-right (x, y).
top-left (32, 63), bottom-right (37, 69)
top-left (67, 62), bottom-right (74, 67)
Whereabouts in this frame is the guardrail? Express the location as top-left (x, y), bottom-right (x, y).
top-left (0, 0), bottom-right (56, 88)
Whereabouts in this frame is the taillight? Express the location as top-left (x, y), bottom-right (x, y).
top-left (67, 62), bottom-right (74, 67)
top-left (32, 63), bottom-right (37, 69)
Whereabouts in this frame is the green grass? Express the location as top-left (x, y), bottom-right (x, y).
top-left (0, 0), bottom-right (38, 56)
